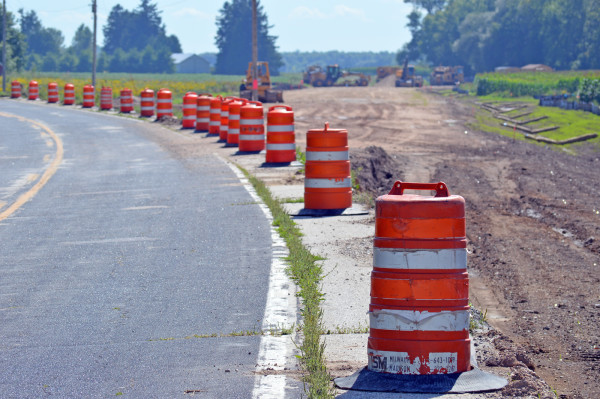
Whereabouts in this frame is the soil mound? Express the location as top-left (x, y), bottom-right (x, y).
top-left (350, 146), bottom-right (404, 197)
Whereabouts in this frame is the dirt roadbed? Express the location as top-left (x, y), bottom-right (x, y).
top-left (280, 86), bottom-right (599, 398)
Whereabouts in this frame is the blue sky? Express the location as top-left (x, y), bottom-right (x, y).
top-left (6, 0), bottom-right (414, 53)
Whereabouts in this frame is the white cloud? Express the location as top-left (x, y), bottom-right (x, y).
top-left (333, 5), bottom-right (368, 20)
top-left (171, 8), bottom-right (211, 19)
top-left (289, 6), bottom-right (327, 19)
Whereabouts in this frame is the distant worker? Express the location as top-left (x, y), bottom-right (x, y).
top-left (240, 80), bottom-right (246, 92)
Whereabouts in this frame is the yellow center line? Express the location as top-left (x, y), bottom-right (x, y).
top-left (0, 111), bottom-right (64, 222)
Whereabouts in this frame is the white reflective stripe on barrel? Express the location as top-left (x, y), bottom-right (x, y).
top-left (157, 99), bottom-right (171, 103)
top-left (369, 309), bottom-right (469, 331)
top-left (239, 134), bottom-right (265, 141)
top-left (228, 128), bottom-right (240, 134)
top-left (210, 109), bottom-right (220, 113)
top-left (197, 117), bottom-right (210, 123)
top-left (240, 119), bottom-right (264, 125)
top-left (368, 350), bottom-right (458, 374)
top-left (221, 111), bottom-right (228, 116)
top-left (220, 126), bottom-right (228, 131)
top-left (373, 248), bottom-right (467, 270)
top-left (183, 104), bottom-right (196, 109)
top-left (210, 120), bottom-right (220, 126)
top-left (229, 114), bottom-right (240, 120)
top-left (197, 106), bottom-right (210, 111)
top-left (267, 125), bottom-right (294, 133)
top-left (141, 106), bottom-right (154, 110)
top-left (64, 90), bottom-right (74, 94)
top-left (266, 143), bottom-right (296, 151)
top-left (183, 115), bottom-right (195, 120)
top-left (157, 108), bottom-right (172, 113)
top-left (304, 177), bottom-right (351, 188)
top-left (306, 150), bottom-right (348, 161)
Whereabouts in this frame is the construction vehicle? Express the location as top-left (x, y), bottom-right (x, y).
top-left (239, 61), bottom-right (283, 103)
top-left (395, 59), bottom-right (423, 88)
top-left (303, 64), bottom-right (370, 87)
top-left (430, 66), bottom-right (464, 85)
top-left (376, 66), bottom-right (400, 82)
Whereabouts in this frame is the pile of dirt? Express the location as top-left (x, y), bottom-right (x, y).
top-left (349, 146), bottom-right (405, 197)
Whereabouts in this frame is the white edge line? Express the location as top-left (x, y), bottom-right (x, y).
top-left (216, 153), bottom-right (298, 399)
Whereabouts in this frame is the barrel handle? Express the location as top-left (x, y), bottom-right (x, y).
top-left (268, 105), bottom-right (292, 112)
top-left (249, 100), bottom-right (262, 106)
top-left (199, 93), bottom-right (212, 97)
top-left (388, 180), bottom-right (449, 197)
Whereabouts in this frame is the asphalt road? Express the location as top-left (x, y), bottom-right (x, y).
top-left (0, 100), bottom-right (275, 398)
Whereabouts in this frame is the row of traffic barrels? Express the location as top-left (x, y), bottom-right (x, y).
top-left (10, 81), bottom-right (136, 113)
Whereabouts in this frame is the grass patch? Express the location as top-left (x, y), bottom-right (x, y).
top-left (237, 165), bottom-right (335, 398)
top-left (466, 96), bottom-right (600, 150)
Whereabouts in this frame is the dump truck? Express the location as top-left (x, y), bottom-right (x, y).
top-left (430, 66), bottom-right (464, 85)
top-left (303, 64), bottom-right (370, 87)
top-left (239, 61), bottom-right (283, 103)
top-left (395, 59), bottom-right (423, 88)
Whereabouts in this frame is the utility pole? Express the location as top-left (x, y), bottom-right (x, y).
top-left (92, 0), bottom-right (97, 87)
top-left (251, 0), bottom-right (257, 101)
top-left (2, 0), bottom-right (7, 93)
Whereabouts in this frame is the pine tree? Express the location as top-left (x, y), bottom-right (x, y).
top-left (214, 0), bottom-right (283, 75)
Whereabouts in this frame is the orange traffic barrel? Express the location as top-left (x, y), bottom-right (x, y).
top-left (368, 181), bottom-right (470, 375)
top-left (156, 88), bottom-right (173, 119)
top-left (239, 101), bottom-right (265, 151)
top-left (11, 81), bottom-right (21, 98)
top-left (100, 87), bottom-right (113, 110)
top-left (196, 93), bottom-right (212, 132)
top-left (182, 91), bottom-right (198, 128)
top-left (140, 88), bottom-right (154, 117)
top-left (220, 98), bottom-right (234, 141)
top-left (266, 105), bottom-right (296, 163)
top-left (63, 83), bottom-right (75, 105)
top-left (120, 88), bottom-right (133, 113)
top-left (47, 82), bottom-right (59, 103)
top-left (28, 80), bottom-right (39, 100)
top-left (82, 84), bottom-right (95, 108)
top-left (227, 98), bottom-right (248, 145)
top-left (304, 123), bottom-right (351, 209)
top-left (209, 96), bottom-right (222, 135)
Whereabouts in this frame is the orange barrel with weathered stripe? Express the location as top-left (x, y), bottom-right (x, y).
top-left (227, 98), bottom-right (248, 145)
top-left (156, 88), bottom-right (173, 119)
top-left (304, 123), bottom-right (351, 209)
top-left (219, 98), bottom-right (234, 141)
top-left (196, 93), bottom-right (212, 132)
top-left (266, 105), bottom-right (296, 163)
top-left (368, 180), bottom-right (470, 375)
top-left (28, 81), bottom-right (39, 100)
top-left (209, 96), bottom-right (222, 135)
top-left (82, 84), bottom-right (95, 108)
top-left (11, 81), bottom-right (21, 98)
top-left (239, 101), bottom-right (265, 151)
top-left (120, 88), bottom-right (133, 113)
top-left (140, 88), bottom-right (154, 117)
top-left (100, 87), bottom-right (113, 110)
top-left (47, 82), bottom-right (59, 103)
top-left (63, 83), bottom-right (75, 105)
top-left (182, 91), bottom-right (198, 128)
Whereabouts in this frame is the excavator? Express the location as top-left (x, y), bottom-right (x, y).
top-left (239, 61), bottom-right (283, 103)
top-left (303, 64), bottom-right (370, 87)
top-left (395, 59), bottom-right (423, 88)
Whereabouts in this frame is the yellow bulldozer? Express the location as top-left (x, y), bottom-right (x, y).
top-left (303, 64), bottom-right (370, 87)
top-left (430, 66), bottom-right (464, 85)
top-left (395, 59), bottom-right (423, 88)
top-left (239, 61), bottom-right (283, 103)
top-left (376, 66), bottom-right (400, 82)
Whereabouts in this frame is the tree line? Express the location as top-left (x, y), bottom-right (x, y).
top-left (400, 0), bottom-right (600, 74)
top-left (0, 0), bottom-right (181, 74)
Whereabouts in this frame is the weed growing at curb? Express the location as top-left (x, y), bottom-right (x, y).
top-left (237, 165), bottom-right (335, 398)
